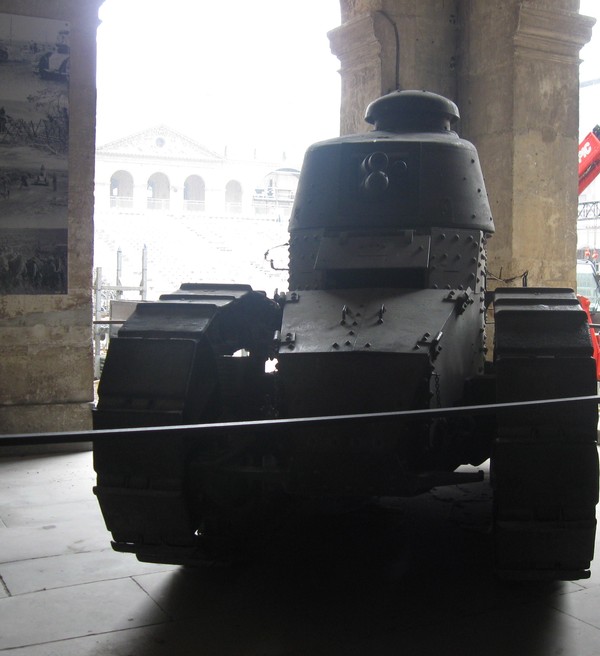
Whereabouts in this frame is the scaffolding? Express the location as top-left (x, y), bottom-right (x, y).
top-left (93, 246), bottom-right (148, 378)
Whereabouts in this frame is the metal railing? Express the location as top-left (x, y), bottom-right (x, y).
top-left (109, 195), bottom-right (134, 209)
top-left (183, 200), bottom-right (205, 212)
top-left (225, 201), bottom-right (242, 214)
top-left (579, 201), bottom-right (600, 220)
top-left (147, 198), bottom-right (170, 211)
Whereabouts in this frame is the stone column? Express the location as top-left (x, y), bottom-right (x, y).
top-left (133, 182), bottom-right (148, 214)
top-left (458, 1), bottom-right (594, 288)
top-left (0, 0), bottom-right (101, 436)
top-left (170, 181), bottom-right (183, 215)
top-left (204, 173), bottom-right (224, 216)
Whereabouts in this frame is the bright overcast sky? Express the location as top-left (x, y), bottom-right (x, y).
top-left (96, 0), bottom-right (342, 166)
top-left (96, 1), bottom-right (600, 167)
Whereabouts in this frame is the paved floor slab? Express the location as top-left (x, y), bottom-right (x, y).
top-left (0, 549), bottom-right (177, 595)
top-left (0, 577), bottom-right (169, 650)
top-left (0, 515), bottom-right (110, 564)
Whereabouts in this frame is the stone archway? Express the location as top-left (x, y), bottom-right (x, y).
top-left (147, 171), bottom-right (170, 211)
top-left (184, 174), bottom-right (205, 212)
top-left (225, 179), bottom-right (242, 214)
top-left (110, 169), bottom-right (134, 209)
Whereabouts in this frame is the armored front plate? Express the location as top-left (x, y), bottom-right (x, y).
top-left (279, 288), bottom-right (459, 354)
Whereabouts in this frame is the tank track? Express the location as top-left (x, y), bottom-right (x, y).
top-left (94, 428), bottom-right (292, 565)
top-left (93, 284), bottom-right (284, 565)
top-left (492, 288), bottom-right (599, 580)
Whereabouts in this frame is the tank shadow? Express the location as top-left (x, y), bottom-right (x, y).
top-left (99, 471), bottom-right (578, 656)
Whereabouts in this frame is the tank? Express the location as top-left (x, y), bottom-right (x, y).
top-left (93, 90), bottom-right (599, 580)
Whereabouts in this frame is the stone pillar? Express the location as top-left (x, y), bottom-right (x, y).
top-left (330, 0), bottom-right (594, 289)
top-left (458, 2), bottom-right (594, 288)
top-left (204, 175), bottom-right (224, 215)
top-left (170, 182), bottom-right (183, 215)
top-left (0, 0), bottom-right (101, 435)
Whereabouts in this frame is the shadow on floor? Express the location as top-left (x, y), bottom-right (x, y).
top-left (98, 478), bottom-right (582, 656)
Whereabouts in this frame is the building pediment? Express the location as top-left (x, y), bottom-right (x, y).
top-left (96, 126), bottom-right (223, 162)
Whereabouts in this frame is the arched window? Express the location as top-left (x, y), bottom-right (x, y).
top-left (184, 175), bottom-right (205, 212)
top-left (147, 172), bottom-right (170, 210)
top-left (225, 180), bottom-right (242, 214)
top-left (109, 170), bottom-right (134, 209)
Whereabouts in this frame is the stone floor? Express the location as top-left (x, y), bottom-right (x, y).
top-left (2, 450), bottom-right (600, 655)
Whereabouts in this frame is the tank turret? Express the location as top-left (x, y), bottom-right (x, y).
top-left (288, 90), bottom-right (493, 293)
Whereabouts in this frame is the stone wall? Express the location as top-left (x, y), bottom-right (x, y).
top-left (0, 0), bottom-right (101, 434)
top-left (330, 0), bottom-right (595, 289)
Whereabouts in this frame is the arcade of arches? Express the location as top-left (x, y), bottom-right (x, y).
top-left (94, 125), bottom-right (298, 218)
top-left (109, 169), bottom-right (208, 213)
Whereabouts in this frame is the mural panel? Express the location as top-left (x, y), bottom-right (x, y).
top-left (0, 13), bottom-right (69, 294)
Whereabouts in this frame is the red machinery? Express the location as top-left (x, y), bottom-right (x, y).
top-left (579, 126), bottom-right (600, 195)
top-left (577, 126), bottom-right (600, 379)
top-left (578, 294), bottom-right (600, 380)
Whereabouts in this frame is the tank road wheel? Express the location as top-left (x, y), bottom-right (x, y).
top-left (492, 288), bottom-right (599, 580)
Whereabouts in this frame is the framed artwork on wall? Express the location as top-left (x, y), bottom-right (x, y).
top-left (0, 12), bottom-right (69, 294)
